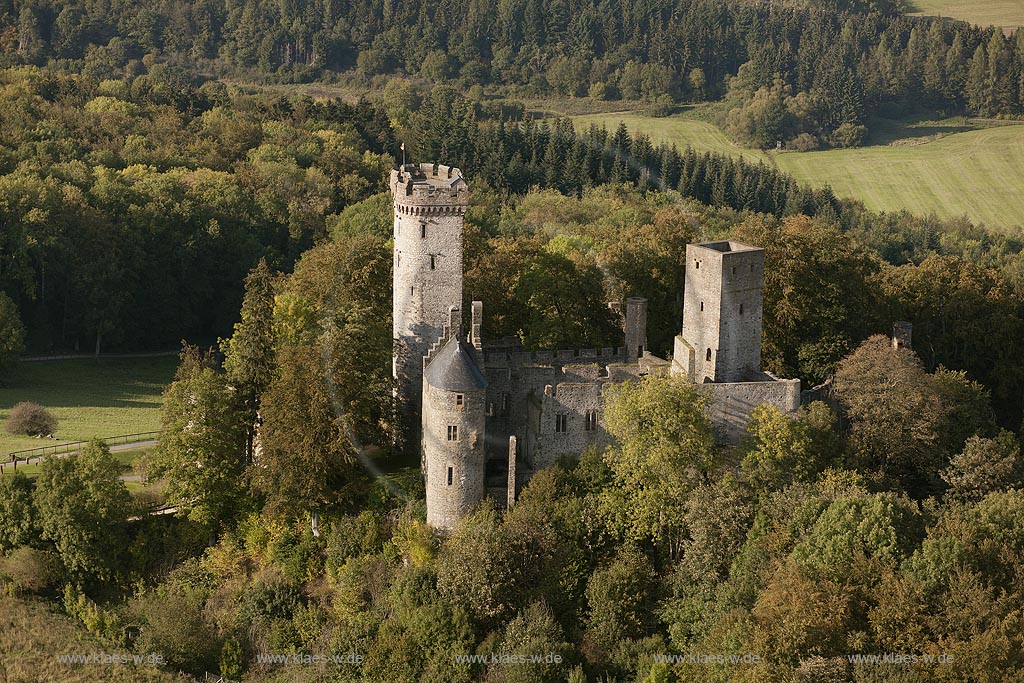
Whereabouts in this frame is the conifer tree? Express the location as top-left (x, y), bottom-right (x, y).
top-left (221, 258), bottom-right (277, 465)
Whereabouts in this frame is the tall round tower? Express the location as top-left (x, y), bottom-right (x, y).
top-left (422, 335), bottom-right (487, 530)
top-left (390, 163), bottom-right (469, 450)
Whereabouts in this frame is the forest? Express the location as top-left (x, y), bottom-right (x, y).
top-left (1, 0), bottom-right (1023, 147)
top-left (3, 183), bottom-right (1024, 681)
top-left (0, 0), bottom-right (1023, 681)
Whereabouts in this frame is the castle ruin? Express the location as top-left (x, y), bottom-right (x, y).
top-left (391, 163), bottom-right (800, 530)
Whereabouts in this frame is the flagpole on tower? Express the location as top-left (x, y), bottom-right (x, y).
top-left (401, 142), bottom-right (406, 168)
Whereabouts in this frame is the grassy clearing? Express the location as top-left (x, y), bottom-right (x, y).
top-left (0, 595), bottom-right (190, 683)
top-left (570, 111), bottom-right (1024, 229)
top-left (773, 122), bottom-right (1024, 228)
top-left (0, 357), bottom-right (176, 456)
top-left (571, 109), bottom-right (771, 163)
top-left (908, 0), bottom-right (1024, 30)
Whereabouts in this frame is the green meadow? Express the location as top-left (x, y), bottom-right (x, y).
top-left (909, 0), bottom-right (1024, 30)
top-left (0, 357), bottom-right (175, 457)
top-left (570, 112), bottom-right (1024, 230)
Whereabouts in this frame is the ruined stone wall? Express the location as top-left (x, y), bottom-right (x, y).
top-left (704, 375), bottom-right (801, 443)
top-left (624, 297), bottom-right (648, 361)
top-left (531, 380), bottom-right (610, 470)
top-left (422, 380), bottom-right (486, 531)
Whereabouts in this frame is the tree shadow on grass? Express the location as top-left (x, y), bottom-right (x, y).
top-left (865, 115), bottom-right (980, 147)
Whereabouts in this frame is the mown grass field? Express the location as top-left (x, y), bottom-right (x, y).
top-left (0, 357), bottom-right (176, 457)
top-left (572, 110), bottom-right (771, 164)
top-left (570, 111), bottom-right (1024, 229)
top-left (908, 0), bottom-right (1024, 30)
top-left (774, 123), bottom-right (1024, 228)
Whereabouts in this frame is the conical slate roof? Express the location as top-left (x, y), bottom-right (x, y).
top-left (424, 336), bottom-right (488, 391)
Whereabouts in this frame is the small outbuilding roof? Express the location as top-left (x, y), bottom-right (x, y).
top-left (424, 337), bottom-right (488, 391)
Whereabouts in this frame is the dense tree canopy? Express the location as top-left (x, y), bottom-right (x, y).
top-left (2, 0), bottom-right (1022, 146)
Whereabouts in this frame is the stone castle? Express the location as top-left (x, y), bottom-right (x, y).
top-left (391, 163), bottom-right (800, 530)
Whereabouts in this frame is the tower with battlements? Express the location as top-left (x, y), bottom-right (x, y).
top-left (675, 241), bottom-right (765, 383)
top-left (391, 163), bottom-right (469, 449)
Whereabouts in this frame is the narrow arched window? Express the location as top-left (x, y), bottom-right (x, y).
top-left (706, 348), bottom-right (712, 361)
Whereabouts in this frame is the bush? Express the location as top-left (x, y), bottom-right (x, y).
top-left (588, 82), bottom-right (609, 100)
top-left (644, 95), bottom-right (675, 117)
top-left (5, 402), bottom-right (57, 437)
top-left (788, 132), bottom-right (821, 151)
top-left (831, 122), bottom-right (868, 149)
top-left (0, 548), bottom-right (60, 594)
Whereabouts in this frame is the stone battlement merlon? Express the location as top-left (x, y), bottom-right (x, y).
top-left (390, 163), bottom-right (469, 209)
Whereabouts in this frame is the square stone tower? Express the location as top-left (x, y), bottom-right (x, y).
top-left (676, 241), bottom-right (764, 383)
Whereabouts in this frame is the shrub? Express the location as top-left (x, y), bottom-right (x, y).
top-left (5, 402), bottom-right (57, 437)
top-left (788, 132), bottom-right (821, 151)
top-left (0, 471), bottom-right (38, 551)
top-left (644, 95), bottom-right (675, 117)
top-left (588, 82), bottom-right (609, 100)
top-left (0, 548), bottom-right (60, 594)
top-left (831, 122), bottom-right (868, 148)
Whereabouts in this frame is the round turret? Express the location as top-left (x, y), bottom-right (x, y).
top-left (421, 336), bottom-right (487, 530)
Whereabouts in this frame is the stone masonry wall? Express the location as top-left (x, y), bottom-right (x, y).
top-left (681, 242), bottom-right (764, 383)
top-left (391, 163), bottom-right (468, 451)
top-left (422, 381), bottom-right (486, 531)
top-left (704, 376), bottom-right (801, 443)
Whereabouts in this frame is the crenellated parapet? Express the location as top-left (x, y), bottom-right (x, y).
top-left (390, 163), bottom-right (469, 212)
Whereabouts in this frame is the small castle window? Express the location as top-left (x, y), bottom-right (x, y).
top-left (555, 414), bottom-right (568, 433)
top-left (396, 253), bottom-right (401, 267)
top-left (739, 304), bottom-right (744, 314)
top-left (447, 466), bottom-right (453, 486)
top-left (637, 345), bottom-right (643, 357)
top-left (695, 260), bottom-right (700, 269)
top-left (700, 301), bottom-right (704, 312)
top-left (420, 223), bottom-right (427, 238)
top-left (706, 348), bottom-right (712, 361)
top-left (430, 254), bottom-right (436, 270)
top-left (455, 393), bottom-right (464, 407)
top-left (502, 393), bottom-right (510, 412)
top-left (410, 286), bottom-right (415, 296)
top-left (585, 410), bottom-right (598, 431)
top-left (750, 264), bottom-right (754, 272)
top-left (447, 425), bottom-right (459, 441)
top-left (732, 266), bottom-right (736, 275)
